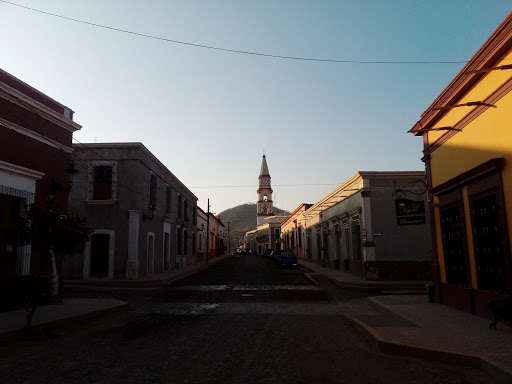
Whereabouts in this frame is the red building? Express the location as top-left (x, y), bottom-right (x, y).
top-left (0, 68), bottom-right (81, 277)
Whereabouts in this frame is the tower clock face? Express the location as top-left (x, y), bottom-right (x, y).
top-left (262, 179), bottom-right (268, 185)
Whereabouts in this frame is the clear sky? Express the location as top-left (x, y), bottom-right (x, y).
top-left (1, 1), bottom-right (511, 214)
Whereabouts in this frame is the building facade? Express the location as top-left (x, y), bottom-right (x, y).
top-left (0, 68), bottom-right (81, 278)
top-left (255, 216), bottom-right (286, 255)
top-left (281, 204), bottom-right (312, 259)
top-left (65, 142), bottom-right (198, 280)
top-left (304, 172), bottom-right (431, 280)
top-left (244, 229), bottom-right (258, 254)
top-left (409, 13), bottom-right (512, 316)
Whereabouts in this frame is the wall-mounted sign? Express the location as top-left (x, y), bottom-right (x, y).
top-left (397, 215), bottom-right (426, 226)
top-left (395, 199), bottom-right (426, 226)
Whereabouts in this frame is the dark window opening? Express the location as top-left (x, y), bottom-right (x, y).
top-left (165, 186), bottom-right (172, 214)
top-left (440, 205), bottom-right (468, 287)
top-left (149, 174), bottom-right (157, 208)
top-left (93, 166), bottom-right (112, 200)
top-left (472, 193), bottom-right (506, 291)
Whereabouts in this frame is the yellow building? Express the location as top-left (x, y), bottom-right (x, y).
top-left (410, 13), bottom-right (512, 316)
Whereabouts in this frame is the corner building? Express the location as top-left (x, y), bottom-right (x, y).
top-left (409, 13), bottom-right (512, 316)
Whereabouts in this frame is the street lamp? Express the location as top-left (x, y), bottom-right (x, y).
top-left (51, 161), bottom-right (78, 195)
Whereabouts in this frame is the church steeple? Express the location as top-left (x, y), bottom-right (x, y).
top-left (260, 155), bottom-right (270, 177)
top-left (257, 155), bottom-right (273, 226)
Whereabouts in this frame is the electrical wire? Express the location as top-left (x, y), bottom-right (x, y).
top-left (0, 0), bottom-right (471, 65)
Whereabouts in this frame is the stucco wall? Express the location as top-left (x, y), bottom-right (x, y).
top-left (370, 184), bottom-right (431, 262)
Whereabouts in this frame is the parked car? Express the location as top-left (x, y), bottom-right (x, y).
top-left (278, 252), bottom-right (297, 267)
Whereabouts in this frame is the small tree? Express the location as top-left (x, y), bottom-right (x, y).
top-left (20, 199), bottom-right (92, 331)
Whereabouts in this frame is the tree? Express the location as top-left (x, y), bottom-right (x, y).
top-left (19, 199), bottom-right (92, 331)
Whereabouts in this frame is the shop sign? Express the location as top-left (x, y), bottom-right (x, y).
top-left (395, 199), bottom-right (426, 226)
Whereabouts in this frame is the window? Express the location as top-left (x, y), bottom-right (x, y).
top-left (471, 193), bottom-right (505, 291)
top-left (178, 195), bottom-right (183, 218)
top-left (164, 232), bottom-right (170, 270)
top-left (183, 229), bottom-right (188, 255)
top-left (165, 185), bottom-right (172, 214)
top-left (184, 200), bottom-right (189, 222)
top-left (440, 205), bottom-right (468, 286)
top-left (316, 228), bottom-right (321, 259)
top-left (149, 174), bottom-right (157, 208)
top-left (88, 162), bottom-right (116, 201)
top-left (177, 227), bottom-right (182, 255)
top-left (351, 224), bottom-right (361, 260)
top-left (93, 166), bottom-right (112, 200)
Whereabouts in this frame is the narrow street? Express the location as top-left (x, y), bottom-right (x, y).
top-left (2, 256), bottom-right (496, 384)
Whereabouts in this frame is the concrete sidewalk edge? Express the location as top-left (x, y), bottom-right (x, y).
top-left (349, 316), bottom-right (512, 382)
top-left (0, 300), bottom-right (128, 339)
top-left (65, 255), bottom-right (232, 290)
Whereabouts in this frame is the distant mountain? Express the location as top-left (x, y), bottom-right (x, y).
top-left (219, 204), bottom-right (290, 253)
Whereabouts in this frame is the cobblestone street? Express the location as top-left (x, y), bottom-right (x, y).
top-left (1, 256), bottom-right (498, 383)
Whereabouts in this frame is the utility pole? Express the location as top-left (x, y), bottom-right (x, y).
top-left (206, 198), bottom-right (210, 264)
top-left (226, 221), bottom-right (232, 255)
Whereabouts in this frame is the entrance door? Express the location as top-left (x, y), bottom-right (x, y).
top-left (0, 195), bottom-right (21, 276)
top-left (90, 234), bottom-right (110, 276)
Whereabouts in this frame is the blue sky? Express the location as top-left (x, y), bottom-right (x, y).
top-left (1, 1), bottom-right (511, 214)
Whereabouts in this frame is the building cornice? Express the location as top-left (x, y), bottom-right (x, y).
top-left (0, 160), bottom-right (45, 180)
top-left (0, 118), bottom-right (73, 154)
top-left (0, 83), bottom-right (81, 133)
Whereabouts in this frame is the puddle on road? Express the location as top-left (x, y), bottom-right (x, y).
top-left (170, 285), bottom-right (320, 291)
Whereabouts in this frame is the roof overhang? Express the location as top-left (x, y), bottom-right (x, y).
top-left (410, 12), bottom-right (512, 135)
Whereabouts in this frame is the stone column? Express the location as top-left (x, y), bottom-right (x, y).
top-left (126, 210), bottom-right (141, 279)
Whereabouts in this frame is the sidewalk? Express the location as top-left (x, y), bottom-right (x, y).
top-left (299, 259), bottom-right (512, 381)
top-left (0, 254), bottom-right (232, 338)
top-left (65, 254), bottom-right (232, 289)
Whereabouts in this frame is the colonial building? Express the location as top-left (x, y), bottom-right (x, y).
top-left (196, 207), bottom-right (208, 263)
top-left (304, 172), bottom-right (431, 280)
top-left (281, 204), bottom-right (312, 259)
top-left (255, 215), bottom-right (287, 255)
top-left (206, 214), bottom-right (225, 260)
top-left (244, 229), bottom-right (258, 254)
top-left (257, 155), bottom-right (274, 226)
top-left (65, 142), bottom-right (198, 280)
top-left (409, 12), bottom-right (512, 316)
top-left (0, 68), bottom-right (81, 278)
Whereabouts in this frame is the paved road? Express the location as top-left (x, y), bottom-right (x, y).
top-left (1, 255), bottom-right (498, 383)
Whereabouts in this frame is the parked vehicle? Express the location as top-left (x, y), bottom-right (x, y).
top-left (278, 252), bottom-right (297, 267)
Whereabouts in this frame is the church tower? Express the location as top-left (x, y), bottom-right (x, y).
top-left (257, 155), bottom-right (274, 226)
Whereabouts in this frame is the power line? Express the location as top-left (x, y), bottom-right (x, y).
top-left (0, 0), bottom-right (470, 65)
top-left (190, 183), bottom-right (340, 189)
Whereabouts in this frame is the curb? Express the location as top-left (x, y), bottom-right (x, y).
top-left (0, 300), bottom-right (128, 340)
top-left (304, 272), bottom-right (319, 285)
top-left (65, 255), bottom-right (232, 290)
top-left (349, 316), bottom-right (512, 382)
top-left (350, 316), bottom-right (481, 366)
